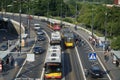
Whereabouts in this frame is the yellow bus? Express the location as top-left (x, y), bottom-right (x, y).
top-left (62, 28), bottom-right (75, 47)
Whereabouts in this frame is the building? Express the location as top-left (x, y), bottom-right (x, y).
top-left (114, 0), bottom-right (120, 5)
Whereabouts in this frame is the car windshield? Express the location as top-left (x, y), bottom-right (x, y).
top-left (38, 36), bottom-right (44, 38)
top-left (92, 66), bottom-right (101, 73)
top-left (34, 47), bottom-right (41, 49)
top-left (34, 24), bottom-right (40, 27)
top-left (37, 29), bottom-right (42, 32)
top-left (92, 69), bottom-right (101, 73)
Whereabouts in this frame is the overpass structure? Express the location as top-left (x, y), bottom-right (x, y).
top-left (0, 16), bottom-right (25, 62)
top-left (0, 17), bottom-right (25, 35)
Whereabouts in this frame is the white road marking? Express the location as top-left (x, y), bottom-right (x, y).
top-left (15, 37), bottom-right (37, 78)
top-left (75, 47), bottom-right (87, 80)
top-left (75, 31), bottom-right (112, 80)
top-left (40, 30), bottom-right (50, 80)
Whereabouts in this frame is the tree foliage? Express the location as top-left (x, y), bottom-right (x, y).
top-left (1, 0), bottom-right (120, 49)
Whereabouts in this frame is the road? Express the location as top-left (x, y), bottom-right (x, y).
top-left (1, 13), bottom-right (111, 80)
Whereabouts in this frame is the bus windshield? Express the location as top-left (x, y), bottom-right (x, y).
top-left (45, 64), bottom-right (61, 73)
top-left (65, 37), bottom-right (73, 42)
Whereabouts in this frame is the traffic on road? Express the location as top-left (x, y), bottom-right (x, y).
top-left (0, 13), bottom-right (114, 80)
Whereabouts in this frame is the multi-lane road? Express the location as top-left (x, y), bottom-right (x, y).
top-left (0, 13), bottom-right (112, 80)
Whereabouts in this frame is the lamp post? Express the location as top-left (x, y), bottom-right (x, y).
top-left (75, 3), bottom-right (78, 27)
top-left (104, 0), bottom-right (108, 50)
top-left (5, 0), bottom-right (7, 17)
top-left (12, 0), bottom-right (17, 19)
top-left (91, 8), bottom-right (94, 37)
top-left (60, 2), bottom-right (62, 27)
top-left (19, 0), bottom-right (22, 56)
top-left (105, 12), bottom-right (107, 41)
top-left (1, 2), bottom-right (3, 18)
top-left (28, 0), bottom-right (31, 38)
top-left (47, 2), bottom-right (49, 21)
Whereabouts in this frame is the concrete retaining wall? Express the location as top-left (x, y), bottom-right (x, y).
top-left (2, 18), bottom-right (25, 36)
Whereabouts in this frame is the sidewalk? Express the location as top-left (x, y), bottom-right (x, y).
top-left (75, 28), bottom-right (120, 80)
top-left (0, 38), bottom-right (35, 80)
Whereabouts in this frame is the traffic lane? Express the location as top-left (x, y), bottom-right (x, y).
top-left (63, 49), bottom-right (73, 80)
top-left (16, 39), bottom-right (48, 79)
top-left (77, 44), bottom-right (109, 80)
top-left (63, 48), bottom-right (85, 80)
top-left (5, 14), bottom-right (52, 38)
top-left (61, 36), bottom-right (84, 80)
top-left (69, 48), bottom-right (84, 80)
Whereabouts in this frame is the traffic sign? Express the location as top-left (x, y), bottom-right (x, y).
top-left (88, 52), bottom-right (97, 60)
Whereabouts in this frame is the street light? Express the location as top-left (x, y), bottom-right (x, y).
top-left (5, 0), bottom-right (7, 17)
top-left (91, 8), bottom-right (94, 37)
top-left (75, 3), bottom-right (78, 27)
top-left (1, 2), bottom-right (4, 18)
top-left (28, 0), bottom-right (31, 38)
top-left (47, 2), bottom-right (49, 21)
top-left (60, 2), bottom-right (62, 27)
top-left (19, 0), bottom-right (22, 56)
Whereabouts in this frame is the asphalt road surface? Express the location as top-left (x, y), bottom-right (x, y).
top-left (2, 13), bottom-right (111, 80)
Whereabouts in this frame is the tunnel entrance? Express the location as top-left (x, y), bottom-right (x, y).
top-left (0, 18), bottom-right (18, 36)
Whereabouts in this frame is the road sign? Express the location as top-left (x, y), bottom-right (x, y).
top-left (27, 54), bottom-right (35, 62)
top-left (88, 52), bottom-right (97, 60)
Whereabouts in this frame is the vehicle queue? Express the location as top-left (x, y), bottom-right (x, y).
top-left (27, 20), bottom-right (107, 79)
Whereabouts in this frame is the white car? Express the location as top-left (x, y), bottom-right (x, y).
top-left (34, 23), bottom-right (41, 30)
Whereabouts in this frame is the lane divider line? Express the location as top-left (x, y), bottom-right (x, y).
top-left (15, 37), bottom-right (37, 78)
top-left (40, 30), bottom-right (50, 80)
top-left (75, 47), bottom-right (87, 80)
top-left (75, 31), bottom-right (112, 80)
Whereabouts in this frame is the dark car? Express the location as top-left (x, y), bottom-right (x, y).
top-left (89, 66), bottom-right (104, 78)
top-left (36, 29), bottom-right (44, 35)
top-left (37, 35), bottom-right (46, 41)
top-left (0, 45), bottom-right (8, 51)
top-left (33, 46), bottom-right (45, 54)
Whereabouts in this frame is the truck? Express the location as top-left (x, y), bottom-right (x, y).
top-left (50, 31), bottom-right (61, 45)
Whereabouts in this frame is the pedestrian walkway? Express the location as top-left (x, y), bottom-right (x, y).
top-left (0, 38), bottom-right (35, 80)
top-left (75, 27), bottom-right (120, 80)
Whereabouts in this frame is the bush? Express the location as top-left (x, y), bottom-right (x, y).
top-left (63, 17), bottom-right (74, 23)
